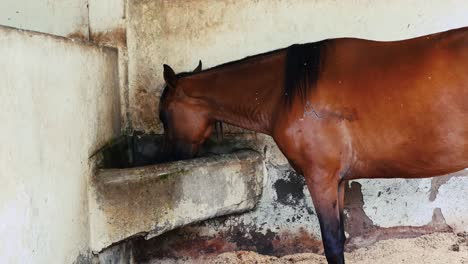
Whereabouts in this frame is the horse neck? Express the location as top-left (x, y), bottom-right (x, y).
top-left (182, 53), bottom-right (286, 135)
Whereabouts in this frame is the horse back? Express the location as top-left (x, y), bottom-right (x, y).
top-left (306, 27), bottom-right (468, 179)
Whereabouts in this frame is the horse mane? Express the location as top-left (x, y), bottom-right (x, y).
top-left (284, 40), bottom-right (327, 106)
top-left (177, 47), bottom-right (288, 79)
top-left (164, 40), bottom-right (327, 108)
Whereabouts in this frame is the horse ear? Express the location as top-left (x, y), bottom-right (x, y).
top-left (193, 60), bottom-right (202, 72)
top-left (163, 64), bottom-right (177, 88)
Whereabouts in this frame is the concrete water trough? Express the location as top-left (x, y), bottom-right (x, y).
top-left (88, 134), bottom-right (265, 252)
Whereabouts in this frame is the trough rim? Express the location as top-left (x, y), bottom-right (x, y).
top-left (97, 149), bottom-right (263, 185)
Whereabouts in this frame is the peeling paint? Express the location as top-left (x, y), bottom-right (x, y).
top-left (344, 182), bottom-right (452, 251)
top-left (344, 182), bottom-right (376, 238)
top-left (429, 175), bottom-right (452, 201)
top-left (346, 208), bottom-right (452, 251)
top-left (273, 171), bottom-right (306, 206)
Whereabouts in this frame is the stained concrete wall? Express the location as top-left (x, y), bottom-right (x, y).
top-left (125, 0), bottom-right (468, 257)
top-left (0, 26), bottom-right (120, 263)
top-left (87, 0), bottom-right (130, 132)
top-left (0, 0), bottom-right (131, 132)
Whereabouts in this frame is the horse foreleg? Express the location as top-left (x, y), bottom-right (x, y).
top-left (305, 170), bottom-right (346, 264)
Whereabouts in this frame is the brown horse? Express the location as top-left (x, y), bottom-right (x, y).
top-left (158, 26), bottom-right (468, 264)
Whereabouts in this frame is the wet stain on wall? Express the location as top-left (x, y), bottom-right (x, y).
top-left (67, 31), bottom-right (89, 42)
top-left (429, 175), bottom-right (452, 201)
top-left (273, 171), bottom-right (306, 206)
top-left (131, 223), bottom-right (322, 262)
top-left (90, 27), bottom-right (127, 47)
top-left (132, 87), bottom-right (160, 132)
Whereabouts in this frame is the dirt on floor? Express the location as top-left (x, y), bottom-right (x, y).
top-left (153, 232), bottom-right (468, 264)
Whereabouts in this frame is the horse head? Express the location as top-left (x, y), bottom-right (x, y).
top-left (159, 61), bottom-right (214, 160)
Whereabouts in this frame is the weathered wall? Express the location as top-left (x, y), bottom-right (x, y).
top-left (125, 0), bottom-right (468, 258)
top-left (0, 26), bottom-right (120, 263)
top-left (0, 0), bottom-right (89, 38)
top-left (0, 0), bottom-right (131, 132)
top-left (88, 0), bottom-right (130, 132)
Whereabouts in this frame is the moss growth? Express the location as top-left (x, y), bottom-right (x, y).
top-left (158, 169), bottom-right (189, 181)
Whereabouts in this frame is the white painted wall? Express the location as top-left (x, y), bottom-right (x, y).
top-left (0, 0), bottom-right (89, 38)
top-left (0, 26), bottom-right (120, 263)
top-left (88, 0), bottom-right (130, 132)
top-left (359, 175), bottom-right (468, 233)
top-left (88, 0), bottom-right (125, 35)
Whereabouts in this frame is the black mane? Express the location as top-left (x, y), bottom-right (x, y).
top-left (176, 47), bottom-right (288, 80)
top-left (284, 40), bottom-right (327, 106)
top-left (163, 40), bottom-right (327, 108)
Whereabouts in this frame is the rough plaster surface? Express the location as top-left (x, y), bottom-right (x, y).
top-left (88, 0), bottom-right (125, 36)
top-left (191, 161), bottom-right (322, 239)
top-left (88, 0), bottom-right (130, 132)
top-left (0, 0), bottom-right (130, 133)
top-left (0, 0), bottom-right (89, 38)
top-left (89, 150), bottom-right (264, 252)
top-left (356, 172), bottom-right (468, 233)
top-left (433, 174), bottom-right (468, 233)
top-left (357, 178), bottom-right (435, 227)
top-left (0, 26), bottom-right (120, 263)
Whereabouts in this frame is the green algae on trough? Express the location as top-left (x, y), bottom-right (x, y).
top-left (157, 169), bottom-right (188, 181)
